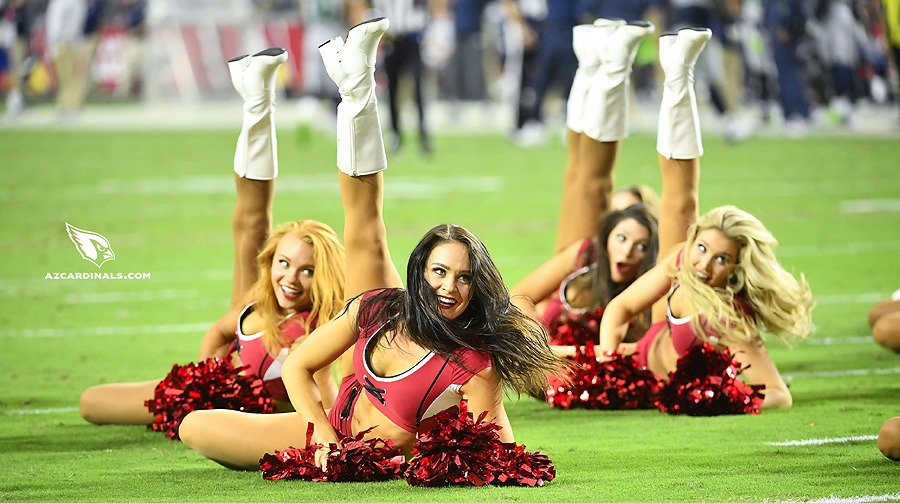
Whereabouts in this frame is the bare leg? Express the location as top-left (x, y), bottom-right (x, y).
top-left (554, 134), bottom-right (620, 252)
top-left (869, 299), bottom-right (900, 327)
top-left (555, 21), bottom-right (654, 253)
top-left (651, 29), bottom-right (711, 322)
top-left (658, 156), bottom-right (700, 256)
top-left (231, 175), bottom-right (274, 305)
top-left (79, 379), bottom-right (158, 425)
top-left (339, 172), bottom-right (403, 300)
top-left (179, 410), bottom-right (309, 470)
top-left (873, 312), bottom-right (900, 352)
top-left (227, 48), bottom-right (287, 305)
top-left (319, 19), bottom-right (402, 299)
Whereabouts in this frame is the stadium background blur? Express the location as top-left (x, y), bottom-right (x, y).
top-left (1, 0), bottom-right (898, 139)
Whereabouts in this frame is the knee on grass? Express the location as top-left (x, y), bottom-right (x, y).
top-left (869, 299), bottom-right (900, 327)
top-left (78, 386), bottom-right (105, 424)
top-left (878, 416), bottom-right (900, 461)
top-left (873, 314), bottom-right (900, 352)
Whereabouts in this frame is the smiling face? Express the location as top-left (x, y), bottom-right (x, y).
top-left (606, 218), bottom-right (651, 284)
top-left (423, 241), bottom-right (473, 320)
top-left (269, 233), bottom-right (315, 314)
top-left (690, 228), bottom-right (739, 288)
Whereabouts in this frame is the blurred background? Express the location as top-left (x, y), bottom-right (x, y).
top-left (0, 0), bottom-right (898, 142)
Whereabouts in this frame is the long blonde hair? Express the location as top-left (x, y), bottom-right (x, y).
top-left (674, 206), bottom-right (814, 346)
top-left (245, 220), bottom-right (346, 355)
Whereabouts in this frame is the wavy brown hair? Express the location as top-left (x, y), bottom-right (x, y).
top-left (243, 220), bottom-right (346, 355)
top-left (361, 224), bottom-right (565, 395)
top-left (589, 204), bottom-right (659, 340)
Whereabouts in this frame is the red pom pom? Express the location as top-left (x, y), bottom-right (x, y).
top-left (495, 443), bottom-right (556, 487)
top-left (406, 400), bottom-right (556, 487)
top-left (145, 357), bottom-right (274, 439)
top-left (546, 345), bottom-right (660, 410)
top-left (260, 423), bottom-right (406, 482)
top-left (405, 400), bottom-right (504, 486)
top-left (656, 343), bottom-right (765, 416)
top-left (547, 308), bottom-right (602, 346)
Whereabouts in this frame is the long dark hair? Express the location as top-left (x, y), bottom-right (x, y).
top-left (590, 204), bottom-right (658, 338)
top-left (361, 224), bottom-right (564, 394)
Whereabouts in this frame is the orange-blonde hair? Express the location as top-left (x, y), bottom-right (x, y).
top-left (244, 220), bottom-right (346, 355)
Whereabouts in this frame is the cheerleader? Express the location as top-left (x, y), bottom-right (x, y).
top-left (511, 20), bottom-right (659, 348)
top-left (597, 28), bottom-right (814, 409)
top-left (79, 49), bottom-right (346, 427)
top-left (178, 18), bottom-right (562, 470)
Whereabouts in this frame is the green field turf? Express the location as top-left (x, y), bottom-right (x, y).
top-left (1, 128), bottom-right (899, 502)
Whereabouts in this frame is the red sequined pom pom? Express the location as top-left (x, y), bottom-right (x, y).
top-left (546, 344), bottom-right (660, 410)
top-left (406, 400), bottom-right (556, 487)
top-left (656, 343), bottom-right (765, 416)
top-left (144, 357), bottom-right (274, 440)
top-left (495, 442), bottom-right (556, 487)
top-left (547, 308), bottom-right (603, 346)
top-left (260, 423), bottom-right (407, 482)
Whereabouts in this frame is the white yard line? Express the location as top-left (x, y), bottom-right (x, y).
top-left (63, 289), bottom-right (200, 304)
top-left (0, 322), bottom-right (212, 339)
top-left (779, 241), bottom-right (900, 257)
top-left (784, 367), bottom-right (900, 379)
top-left (766, 435), bottom-right (878, 447)
top-left (806, 336), bottom-right (873, 346)
top-left (840, 199), bottom-right (900, 214)
top-left (6, 407), bottom-right (79, 416)
top-left (766, 493), bottom-right (900, 503)
top-left (814, 293), bottom-right (890, 305)
top-left (2, 174), bottom-right (504, 201)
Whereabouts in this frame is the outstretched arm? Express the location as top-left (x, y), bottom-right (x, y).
top-left (598, 258), bottom-right (673, 355)
top-left (511, 240), bottom-right (582, 313)
top-left (460, 367), bottom-right (514, 443)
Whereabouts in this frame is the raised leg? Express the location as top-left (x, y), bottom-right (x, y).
top-left (652, 28), bottom-right (711, 322)
top-left (555, 20), bottom-right (654, 252)
top-left (320, 18), bottom-right (403, 299)
top-left (227, 48), bottom-right (287, 305)
top-left (553, 136), bottom-right (620, 252)
top-left (79, 379), bottom-right (158, 425)
top-left (178, 410), bottom-right (309, 470)
top-left (231, 175), bottom-right (273, 305)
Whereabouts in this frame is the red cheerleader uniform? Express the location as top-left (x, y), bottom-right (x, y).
top-left (633, 285), bottom-right (755, 368)
top-left (542, 237), bottom-right (600, 344)
top-left (328, 289), bottom-right (494, 438)
top-left (233, 303), bottom-right (310, 402)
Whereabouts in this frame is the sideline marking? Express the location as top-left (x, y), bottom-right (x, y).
top-left (6, 407), bottom-right (78, 416)
top-left (766, 493), bottom-right (900, 503)
top-left (766, 435), bottom-right (878, 447)
top-left (0, 322), bottom-right (212, 339)
top-left (784, 367), bottom-right (900, 379)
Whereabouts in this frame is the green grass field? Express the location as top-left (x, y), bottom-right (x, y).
top-left (1, 127), bottom-right (899, 502)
